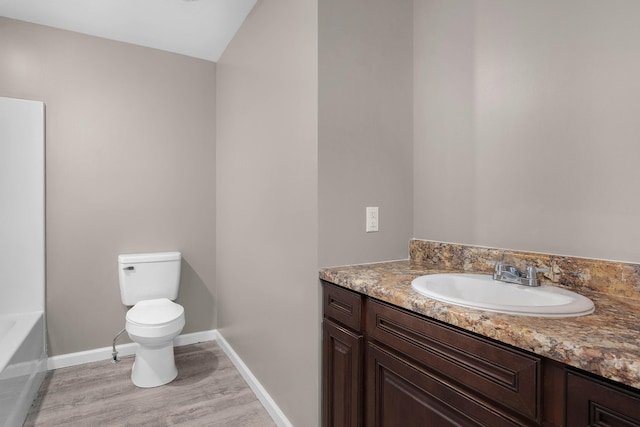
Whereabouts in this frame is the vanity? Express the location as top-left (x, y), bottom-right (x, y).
top-left (320, 240), bottom-right (640, 426)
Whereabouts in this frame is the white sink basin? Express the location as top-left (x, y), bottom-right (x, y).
top-left (411, 273), bottom-right (594, 317)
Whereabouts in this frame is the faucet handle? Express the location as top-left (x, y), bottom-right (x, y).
top-left (494, 262), bottom-right (522, 278)
top-left (525, 266), bottom-right (550, 277)
top-left (525, 266), bottom-right (550, 286)
top-left (493, 261), bottom-right (520, 276)
top-left (494, 262), bottom-right (518, 275)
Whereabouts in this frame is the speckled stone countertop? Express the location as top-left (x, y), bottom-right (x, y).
top-left (320, 259), bottom-right (640, 390)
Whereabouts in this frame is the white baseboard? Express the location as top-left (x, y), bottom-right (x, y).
top-left (174, 329), bottom-right (217, 347)
top-left (47, 329), bottom-right (217, 370)
top-left (214, 331), bottom-right (293, 427)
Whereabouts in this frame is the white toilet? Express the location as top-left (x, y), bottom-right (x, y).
top-left (118, 251), bottom-right (185, 388)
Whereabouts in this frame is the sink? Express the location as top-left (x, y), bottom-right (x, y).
top-left (411, 273), bottom-right (594, 317)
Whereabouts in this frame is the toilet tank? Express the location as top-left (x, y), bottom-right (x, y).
top-left (118, 252), bottom-right (181, 306)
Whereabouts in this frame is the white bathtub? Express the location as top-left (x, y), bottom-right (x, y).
top-left (0, 311), bottom-right (46, 427)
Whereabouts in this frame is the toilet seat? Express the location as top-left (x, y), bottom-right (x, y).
top-left (125, 298), bottom-right (185, 341)
top-left (126, 298), bottom-right (184, 326)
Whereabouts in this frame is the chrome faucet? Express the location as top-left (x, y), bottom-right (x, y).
top-left (493, 262), bottom-right (549, 287)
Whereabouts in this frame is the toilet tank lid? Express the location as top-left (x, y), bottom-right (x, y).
top-left (118, 251), bottom-right (181, 264)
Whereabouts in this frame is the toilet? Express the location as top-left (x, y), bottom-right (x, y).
top-left (118, 251), bottom-right (185, 388)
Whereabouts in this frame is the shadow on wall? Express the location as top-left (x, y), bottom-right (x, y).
top-left (177, 259), bottom-right (215, 333)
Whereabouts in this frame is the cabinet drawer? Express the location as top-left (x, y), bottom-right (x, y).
top-left (566, 371), bottom-right (640, 426)
top-left (367, 300), bottom-right (541, 423)
top-left (323, 282), bottom-right (362, 331)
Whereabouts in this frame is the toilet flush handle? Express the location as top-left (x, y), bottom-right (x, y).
top-left (123, 266), bottom-right (134, 271)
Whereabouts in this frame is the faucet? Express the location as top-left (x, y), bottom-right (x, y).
top-left (493, 262), bottom-right (550, 287)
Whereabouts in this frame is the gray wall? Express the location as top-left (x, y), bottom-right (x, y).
top-left (0, 17), bottom-right (217, 356)
top-left (413, 0), bottom-right (640, 262)
top-left (319, 0), bottom-right (414, 267)
top-left (215, 1), bottom-right (319, 426)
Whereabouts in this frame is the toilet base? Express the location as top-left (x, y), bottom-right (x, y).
top-left (130, 341), bottom-right (178, 388)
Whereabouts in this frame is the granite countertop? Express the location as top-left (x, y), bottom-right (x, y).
top-left (320, 260), bottom-right (640, 390)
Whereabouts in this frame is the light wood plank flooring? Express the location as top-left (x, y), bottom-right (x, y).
top-left (24, 341), bottom-right (276, 426)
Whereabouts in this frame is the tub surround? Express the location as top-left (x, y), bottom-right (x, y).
top-left (0, 96), bottom-right (46, 427)
top-left (319, 239), bottom-right (640, 390)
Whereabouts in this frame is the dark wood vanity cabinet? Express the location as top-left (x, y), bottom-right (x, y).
top-left (322, 281), bottom-right (640, 427)
top-left (566, 371), bottom-right (640, 427)
top-left (322, 283), bottom-right (364, 427)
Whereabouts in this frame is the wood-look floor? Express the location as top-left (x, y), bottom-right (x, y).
top-left (23, 341), bottom-right (276, 427)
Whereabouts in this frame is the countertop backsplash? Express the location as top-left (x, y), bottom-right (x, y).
top-left (410, 239), bottom-right (640, 300)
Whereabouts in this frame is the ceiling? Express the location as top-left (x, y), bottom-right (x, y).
top-left (0, 0), bottom-right (257, 62)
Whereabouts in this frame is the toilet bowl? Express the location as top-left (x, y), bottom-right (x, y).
top-left (125, 298), bottom-right (185, 388)
top-left (118, 252), bottom-right (184, 388)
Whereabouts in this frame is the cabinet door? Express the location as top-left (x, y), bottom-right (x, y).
top-left (566, 371), bottom-right (640, 427)
top-left (366, 343), bottom-right (522, 427)
top-left (367, 300), bottom-right (541, 423)
top-left (323, 320), bottom-right (363, 427)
